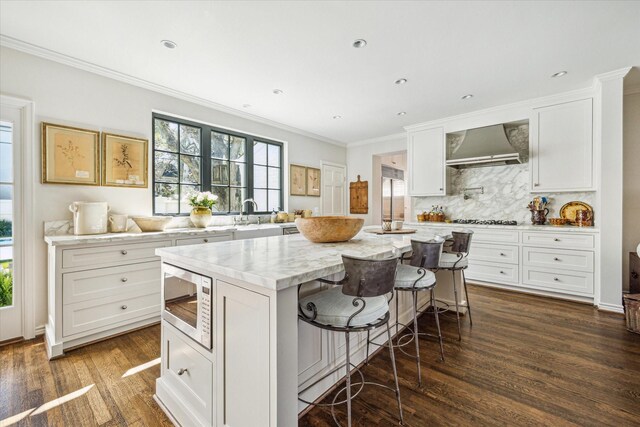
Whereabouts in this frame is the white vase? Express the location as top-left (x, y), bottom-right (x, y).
top-left (190, 207), bottom-right (212, 228)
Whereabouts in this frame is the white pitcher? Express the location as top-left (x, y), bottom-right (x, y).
top-left (69, 202), bottom-right (110, 235)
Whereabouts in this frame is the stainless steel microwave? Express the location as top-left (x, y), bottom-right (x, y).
top-left (161, 263), bottom-right (212, 349)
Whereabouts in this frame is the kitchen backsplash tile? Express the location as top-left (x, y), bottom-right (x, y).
top-left (413, 125), bottom-right (595, 224)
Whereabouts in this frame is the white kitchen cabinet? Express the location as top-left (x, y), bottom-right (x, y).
top-left (407, 127), bottom-right (446, 196)
top-left (530, 98), bottom-right (594, 192)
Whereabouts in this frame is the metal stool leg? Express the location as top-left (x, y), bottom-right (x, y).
top-left (412, 290), bottom-right (422, 387)
top-left (452, 270), bottom-right (462, 341)
top-left (462, 270), bottom-right (472, 326)
top-left (365, 330), bottom-right (371, 365)
top-left (386, 321), bottom-right (404, 425)
top-left (345, 331), bottom-right (352, 427)
top-left (395, 291), bottom-right (400, 339)
top-left (431, 288), bottom-right (445, 362)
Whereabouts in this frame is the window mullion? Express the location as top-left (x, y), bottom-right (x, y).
top-left (246, 137), bottom-right (254, 214)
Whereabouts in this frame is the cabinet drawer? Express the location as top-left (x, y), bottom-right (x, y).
top-left (163, 323), bottom-right (213, 424)
top-left (469, 243), bottom-right (518, 265)
top-left (63, 292), bottom-right (160, 337)
top-left (63, 261), bottom-right (160, 305)
top-left (471, 229), bottom-right (519, 244)
top-left (62, 240), bottom-right (171, 269)
top-left (175, 234), bottom-right (232, 246)
top-left (523, 267), bottom-right (594, 296)
top-left (521, 232), bottom-right (594, 249)
top-left (522, 247), bottom-right (594, 273)
top-left (466, 261), bottom-right (519, 285)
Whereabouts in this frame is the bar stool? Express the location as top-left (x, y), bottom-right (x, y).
top-left (440, 230), bottom-right (474, 341)
top-left (386, 237), bottom-right (445, 386)
top-left (297, 254), bottom-right (404, 427)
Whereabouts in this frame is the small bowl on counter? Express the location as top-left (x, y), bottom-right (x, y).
top-left (549, 218), bottom-right (569, 226)
top-left (131, 216), bottom-right (173, 232)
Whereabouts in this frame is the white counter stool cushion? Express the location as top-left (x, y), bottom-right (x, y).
top-left (439, 252), bottom-right (469, 269)
top-left (299, 287), bottom-right (389, 328)
top-left (394, 264), bottom-right (436, 289)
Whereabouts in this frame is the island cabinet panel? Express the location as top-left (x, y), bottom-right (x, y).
top-left (161, 322), bottom-right (214, 426)
top-left (530, 98), bottom-right (594, 192)
top-left (407, 127), bottom-right (446, 196)
top-left (216, 280), bottom-right (270, 427)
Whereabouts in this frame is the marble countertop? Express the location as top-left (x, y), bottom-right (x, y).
top-left (44, 223), bottom-right (297, 246)
top-left (404, 221), bottom-right (599, 233)
top-left (156, 229), bottom-right (451, 291)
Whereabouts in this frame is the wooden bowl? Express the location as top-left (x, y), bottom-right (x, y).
top-left (131, 216), bottom-right (173, 232)
top-left (295, 216), bottom-right (365, 243)
top-left (549, 218), bottom-right (568, 226)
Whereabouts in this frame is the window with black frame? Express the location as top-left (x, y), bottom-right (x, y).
top-left (152, 114), bottom-right (283, 215)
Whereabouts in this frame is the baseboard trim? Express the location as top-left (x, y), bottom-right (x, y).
top-left (597, 302), bottom-right (625, 314)
top-left (35, 324), bottom-right (46, 337)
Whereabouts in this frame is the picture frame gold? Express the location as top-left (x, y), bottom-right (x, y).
top-left (102, 132), bottom-right (148, 188)
top-left (41, 122), bottom-right (100, 185)
top-left (306, 167), bottom-right (321, 197)
top-left (289, 164), bottom-right (307, 196)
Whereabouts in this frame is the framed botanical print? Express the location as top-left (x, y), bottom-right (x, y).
top-left (306, 167), bottom-right (321, 197)
top-left (290, 164), bottom-right (306, 196)
top-left (41, 122), bottom-right (100, 185)
top-left (102, 132), bottom-right (148, 188)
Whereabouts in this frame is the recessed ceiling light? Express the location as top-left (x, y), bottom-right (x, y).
top-left (332, 115), bottom-right (342, 119)
top-left (397, 111), bottom-right (407, 116)
top-left (161, 40), bottom-right (177, 49)
top-left (395, 78), bottom-right (408, 85)
top-left (461, 94), bottom-right (474, 100)
top-left (551, 71), bottom-right (568, 78)
top-left (242, 104), bottom-right (251, 108)
top-left (352, 39), bottom-right (367, 48)
top-left (272, 89), bottom-right (283, 95)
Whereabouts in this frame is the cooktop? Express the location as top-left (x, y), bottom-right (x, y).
top-left (452, 219), bottom-right (518, 225)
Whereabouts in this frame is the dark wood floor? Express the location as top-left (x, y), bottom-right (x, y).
top-left (1, 285), bottom-right (639, 426)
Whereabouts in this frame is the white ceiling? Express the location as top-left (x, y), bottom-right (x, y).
top-left (1, 1), bottom-right (639, 144)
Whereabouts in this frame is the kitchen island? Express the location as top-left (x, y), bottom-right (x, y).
top-left (154, 229), bottom-right (456, 427)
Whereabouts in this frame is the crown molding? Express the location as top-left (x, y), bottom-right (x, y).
top-left (594, 67), bottom-right (632, 83)
top-left (0, 35), bottom-right (346, 147)
top-left (347, 132), bottom-right (406, 148)
top-left (403, 85), bottom-right (596, 133)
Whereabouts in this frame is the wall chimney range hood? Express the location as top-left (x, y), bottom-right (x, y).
top-left (446, 124), bottom-right (521, 169)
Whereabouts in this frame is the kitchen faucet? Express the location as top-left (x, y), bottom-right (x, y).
top-left (235, 198), bottom-right (258, 225)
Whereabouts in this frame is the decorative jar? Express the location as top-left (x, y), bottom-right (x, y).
top-left (190, 207), bottom-right (212, 228)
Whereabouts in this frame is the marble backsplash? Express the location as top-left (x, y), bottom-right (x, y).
top-left (413, 125), bottom-right (596, 224)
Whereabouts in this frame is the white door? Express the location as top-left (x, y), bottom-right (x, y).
top-left (0, 109), bottom-right (22, 341)
top-left (321, 163), bottom-right (346, 215)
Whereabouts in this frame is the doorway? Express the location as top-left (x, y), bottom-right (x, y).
top-left (372, 151), bottom-right (409, 225)
top-left (0, 115), bottom-right (21, 341)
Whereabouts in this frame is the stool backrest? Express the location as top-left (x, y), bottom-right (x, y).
top-left (409, 237), bottom-right (444, 269)
top-left (340, 254), bottom-right (398, 298)
top-left (449, 230), bottom-right (473, 254)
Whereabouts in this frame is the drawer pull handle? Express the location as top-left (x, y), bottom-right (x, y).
top-left (500, 253), bottom-right (506, 256)
top-left (554, 238), bottom-right (560, 242)
top-left (121, 277), bottom-right (128, 283)
top-left (178, 368), bottom-right (188, 376)
top-left (121, 305), bottom-right (128, 310)
top-left (203, 238), bottom-right (209, 243)
top-left (554, 257), bottom-right (560, 261)
top-left (499, 271), bottom-right (505, 274)
top-left (121, 250), bottom-right (128, 255)
top-left (534, 183), bottom-right (540, 187)
top-left (553, 278), bottom-right (560, 282)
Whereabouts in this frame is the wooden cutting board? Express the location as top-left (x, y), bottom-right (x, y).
top-left (365, 228), bottom-right (417, 235)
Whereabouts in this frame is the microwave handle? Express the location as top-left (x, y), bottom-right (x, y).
top-left (163, 263), bottom-right (202, 285)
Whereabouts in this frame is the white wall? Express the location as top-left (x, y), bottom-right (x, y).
top-left (346, 136), bottom-right (406, 225)
top-left (623, 91), bottom-right (640, 291)
top-left (0, 46), bottom-right (346, 330)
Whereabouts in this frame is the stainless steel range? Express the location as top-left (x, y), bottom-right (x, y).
top-left (453, 219), bottom-right (518, 225)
